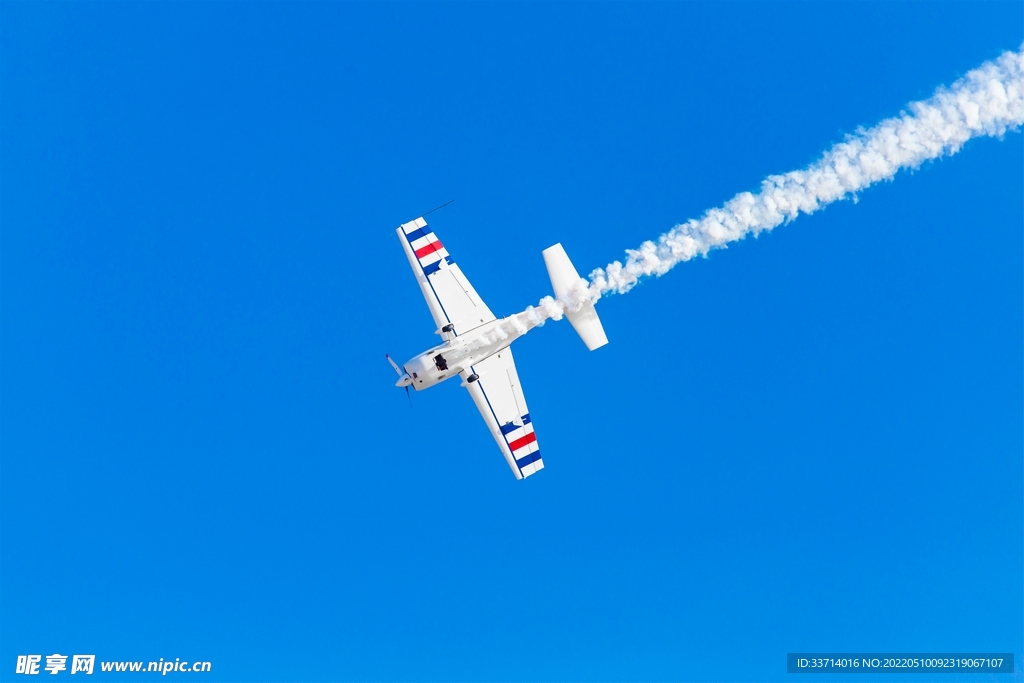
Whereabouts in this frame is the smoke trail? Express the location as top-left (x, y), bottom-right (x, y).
top-left (512, 44), bottom-right (1023, 329)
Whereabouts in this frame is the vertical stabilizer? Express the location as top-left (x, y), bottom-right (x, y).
top-left (542, 244), bottom-right (609, 351)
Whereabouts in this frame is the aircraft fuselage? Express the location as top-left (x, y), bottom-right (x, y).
top-left (396, 318), bottom-right (525, 391)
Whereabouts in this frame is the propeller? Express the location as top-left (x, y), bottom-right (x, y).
top-left (386, 354), bottom-right (413, 408)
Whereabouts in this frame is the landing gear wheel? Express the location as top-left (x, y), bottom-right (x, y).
top-left (467, 373), bottom-right (480, 383)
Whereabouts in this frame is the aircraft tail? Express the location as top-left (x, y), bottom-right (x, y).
top-left (542, 244), bottom-right (609, 351)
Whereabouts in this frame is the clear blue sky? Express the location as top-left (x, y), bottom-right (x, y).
top-left (2, 3), bottom-right (1021, 682)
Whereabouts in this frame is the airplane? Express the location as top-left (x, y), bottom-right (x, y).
top-left (387, 216), bottom-right (609, 479)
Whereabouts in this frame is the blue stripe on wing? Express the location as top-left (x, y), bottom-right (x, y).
top-left (405, 226), bottom-right (433, 242)
top-left (515, 451), bottom-right (542, 469)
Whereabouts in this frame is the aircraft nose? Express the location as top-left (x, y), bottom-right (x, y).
top-left (395, 373), bottom-right (413, 388)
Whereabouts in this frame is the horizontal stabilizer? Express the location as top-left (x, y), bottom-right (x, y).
top-left (542, 243), bottom-right (608, 351)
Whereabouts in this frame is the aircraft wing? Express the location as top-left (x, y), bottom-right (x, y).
top-left (461, 348), bottom-right (544, 479)
top-left (397, 217), bottom-right (496, 336)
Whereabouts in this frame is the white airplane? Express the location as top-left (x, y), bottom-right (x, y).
top-left (387, 216), bottom-right (609, 479)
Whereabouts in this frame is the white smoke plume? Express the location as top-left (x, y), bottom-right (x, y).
top-left (508, 44), bottom-right (1024, 332)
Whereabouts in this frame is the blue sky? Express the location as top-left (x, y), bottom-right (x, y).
top-left (1, 3), bottom-right (1021, 682)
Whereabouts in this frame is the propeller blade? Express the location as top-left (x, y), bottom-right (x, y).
top-left (385, 354), bottom-right (402, 376)
top-left (405, 384), bottom-right (412, 408)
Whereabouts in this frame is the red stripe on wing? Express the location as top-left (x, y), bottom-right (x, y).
top-left (415, 241), bottom-right (445, 259)
top-left (508, 431), bottom-right (537, 453)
